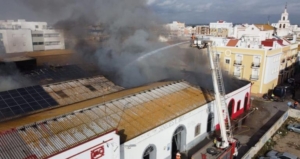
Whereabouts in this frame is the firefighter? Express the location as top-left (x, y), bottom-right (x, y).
top-left (176, 152), bottom-right (181, 159)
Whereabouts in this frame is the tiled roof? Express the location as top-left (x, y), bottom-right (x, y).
top-left (0, 81), bottom-right (214, 159)
top-left (261, 39), bottom-right (285, 47)
top-left (226, 39), bottom-right (239, 47)
top-left (254, 24), bottom-right (274, 31)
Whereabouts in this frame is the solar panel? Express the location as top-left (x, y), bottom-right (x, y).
top-left (23, 65), bottom-right (95, 85)
top-left (0, 85), bottom-right (58, 121)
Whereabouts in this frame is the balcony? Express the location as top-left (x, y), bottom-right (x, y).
top-left (251, 62), bottom-right (260, 68)
top-left (233, 72), bottom-right (241, 77)
top-left (234, 60), bottom-right (242, 66)
top-left (250, 74), bottom-right (259, 80)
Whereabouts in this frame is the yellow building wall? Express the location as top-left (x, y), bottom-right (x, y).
top-left (216, 47), bottom-right (266, 93)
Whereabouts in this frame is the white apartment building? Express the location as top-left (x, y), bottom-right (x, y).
top-left (0, 19), bottom-right (65, 53)
top-left (209, 20), bottom-right (234, 37)
top-left (235, 24), bottom-right (274, 41)
top-left (32, 30), bottom-right (65, 51)
top-left (165, 21), bottom-right (186, 37)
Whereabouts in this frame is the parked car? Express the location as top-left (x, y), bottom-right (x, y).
top-left (272, 85), bottom-right (294, 101)
top-left (266, 150), bottom-right (298, 159)
top-left (287, 123), bottom-right (300, 133)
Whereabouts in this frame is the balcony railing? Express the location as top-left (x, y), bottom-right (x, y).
top-left (251, 63), bottom-right (260, 68)
top-left (250, 75), bottom-right (259, 80)
top-left (234, 60), bottom-right (242, 66)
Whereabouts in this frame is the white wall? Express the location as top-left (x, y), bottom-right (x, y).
top-left (49, 131), bottom-right (120, 159)
top-left (121, 103), bottom-right (213, 159)
top-left (0, 29), bottom-right (33, 53)
top-left (263, 53), bottom-right (281, 84)
top-left (121, 83), bottom-right (251, 159)
top-left (16, 21), bottom-right (47, 30)
top-left (225, 83), bottom-right (252, 116)
top-left (237, 25), bottom-right (273, 41)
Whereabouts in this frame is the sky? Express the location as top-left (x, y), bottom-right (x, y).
top-left (148, 0), bottom-right (300, 24)
top-left (0, 0), bottom-right (299, 25)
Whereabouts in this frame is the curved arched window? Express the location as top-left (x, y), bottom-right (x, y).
top-left (143, 145), bottom-right (156, 159)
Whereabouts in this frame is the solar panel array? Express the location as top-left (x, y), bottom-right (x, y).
top-left (0, 85), bottom-right (58, 121)
top-left (23, 65), bottom-right (95, 85)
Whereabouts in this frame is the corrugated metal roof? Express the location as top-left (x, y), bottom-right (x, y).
top-left (0, 81), bottom-right (213, 158)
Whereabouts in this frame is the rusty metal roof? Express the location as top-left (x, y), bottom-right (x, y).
top-left (0, 81), bottom-right (213, 159)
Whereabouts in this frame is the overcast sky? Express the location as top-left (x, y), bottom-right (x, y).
top-left (0, 0), bottom-right (299, 25)
top-left (148, 0), bottom-right (300, 24)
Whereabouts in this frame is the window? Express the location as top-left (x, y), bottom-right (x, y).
top-left (195, 124), bottom-right (201, 137)
top-left (35, 25), bottom-right (38, 29)
top-left (225, 59), bottom-right (230, 64)
top-left (0, 33), bottom-right (2, 39)
top-left (45, 41), bottom-right (60, 45)
top-left (44, 33), bottom-right (60, 37)
top-left (279, 24), bottom-right (282, 28)
top-left (283, 24), bottom-right (285, 28)
top-left (32, 34), bottom-right (43, 37)
top-left (283, 16), bottom-right (285, 20)
top-left (33, 42), bottom-right (44, 45)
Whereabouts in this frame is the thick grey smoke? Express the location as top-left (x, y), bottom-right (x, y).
top-left (12, 0), bottom-right (248, 92)
top-left (0, 63), bottom-right (33, 91)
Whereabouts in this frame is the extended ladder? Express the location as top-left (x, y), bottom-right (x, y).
top-left (210, 44), bottom-right (233, 139)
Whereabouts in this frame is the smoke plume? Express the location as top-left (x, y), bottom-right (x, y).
top-left (6, 0), bottom-right (248, 93)
top-left (0, 63), bottom-right (32, 91)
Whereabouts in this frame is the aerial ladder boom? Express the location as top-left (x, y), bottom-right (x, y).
top-left (191, 37), bottom-right (238, 158)
top-left (206, 42), bottom-right (230, 148)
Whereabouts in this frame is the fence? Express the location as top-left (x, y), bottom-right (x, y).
top-left (242, 109), bottom-right (300, 159)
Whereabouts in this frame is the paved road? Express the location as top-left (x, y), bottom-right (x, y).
top-left (234, 93), bottom-right (297, 158)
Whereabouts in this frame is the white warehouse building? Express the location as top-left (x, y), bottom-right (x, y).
top-left (0, 19), bottom-right (65, 53)
top-left (0, 80), bottom-right (251, 159)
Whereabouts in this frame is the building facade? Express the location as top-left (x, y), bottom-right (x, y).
top-left (195, 25), bottom-right (210, 35)
top-left (209, 20), bottom-right (233, 37)
top-left (121, 82), bottom-right (251, 159)
top-left (0, 19), bottom-right (65, 53)
top-left (235, 24), bottom-right (274, 41)
top-left (32, 30), bottom-right (65, 51)
top-left (215, 39), bottom-right (299, 94)
top-left (0, 29), bottom-right (33, 53)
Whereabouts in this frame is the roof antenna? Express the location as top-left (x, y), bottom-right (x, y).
top-left (267, 15), bottom-right (270, 25)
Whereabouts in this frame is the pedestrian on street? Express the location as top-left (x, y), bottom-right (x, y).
top-left (293, 101), bottom-right (298, 109)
